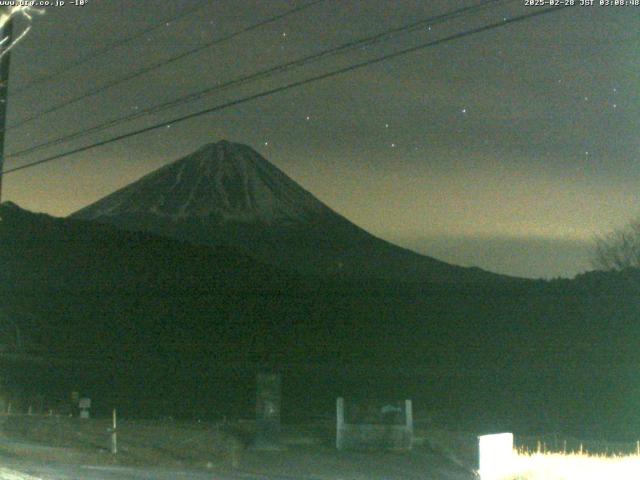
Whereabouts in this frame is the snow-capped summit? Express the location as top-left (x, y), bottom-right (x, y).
top-left (74, 140), bottom-right (325, 225)
top-left (72, 140), bottom-right (512, 282)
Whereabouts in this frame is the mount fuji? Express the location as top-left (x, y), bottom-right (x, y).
top-left (71, 140), bottom-right (510, 283)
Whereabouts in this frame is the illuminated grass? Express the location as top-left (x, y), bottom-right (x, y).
top-left (506, 451), bottom-right (640, 480)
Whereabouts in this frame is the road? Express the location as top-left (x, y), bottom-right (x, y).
top-left (0, 462), bottom-right (269, 480)
top-left (0, 458), bottom-right (477, 480)
top-left (0, 439), bottom-right (477, 480)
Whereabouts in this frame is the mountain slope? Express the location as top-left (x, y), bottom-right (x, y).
top-left (0, 201), bottom-right (283, 295)
top-left (72, 140), bottom-right (513, 283)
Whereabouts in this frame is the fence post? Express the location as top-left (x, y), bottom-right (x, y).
top-left (336, 397), bottom-right (345, 451)
top-left (111, 408), bottom-right (117, 455)
top-left (405, 399), bottom-right (413, 450)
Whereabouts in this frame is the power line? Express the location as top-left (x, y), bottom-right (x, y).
top-left (6, 0), bottom-right (508, 160)
top-left (12, 0), bottom-right (211, 94)
top-left (6, 0), bottom-right (328, 132)
top-left (2, 5), bottom-right (570, 177)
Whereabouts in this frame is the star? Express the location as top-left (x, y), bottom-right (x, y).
top-left (264, 141), bottom-right (269, 146)
top-left (305, 116), bottom-right (311, 121)
top-left (461, 108), bottom-right (467, 114)
top-left (391, 143), bottom-right (396, 148)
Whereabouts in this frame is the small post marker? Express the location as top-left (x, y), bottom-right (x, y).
top-left (111, 408), bottom-right (117, 455)
top-left (336, 397), bottom-right (345, 450)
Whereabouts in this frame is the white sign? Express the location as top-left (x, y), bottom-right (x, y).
top-left (478, 432), bottom-right (514, 480)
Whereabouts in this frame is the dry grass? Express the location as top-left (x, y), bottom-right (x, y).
top-left (498, 451), bottom-right (640, 480)
top-left (422, 428), bottom-right (640, 479)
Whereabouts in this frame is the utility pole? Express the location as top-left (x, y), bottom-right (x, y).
top-left (0, 7), bottom-right (13, 204)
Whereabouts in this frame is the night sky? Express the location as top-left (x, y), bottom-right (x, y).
top-left (2, 0), bottom-right (638, 278)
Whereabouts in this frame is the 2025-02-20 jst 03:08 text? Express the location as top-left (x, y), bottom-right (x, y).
top-left (525, 0), bottom-right (639, 5)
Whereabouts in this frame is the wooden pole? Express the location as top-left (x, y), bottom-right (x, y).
top-left (0, 8), bottom-right (13, 203)
top-left (405, 399), bottom-right (413, 450)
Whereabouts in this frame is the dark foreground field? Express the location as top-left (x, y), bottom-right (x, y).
top-left (0, 414), bottom-right (477, 480)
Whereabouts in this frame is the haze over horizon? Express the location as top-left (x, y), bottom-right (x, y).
top-left (2, 0), bottom-right (637, 279)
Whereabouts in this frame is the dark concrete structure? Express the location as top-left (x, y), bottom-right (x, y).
top-left (336, 397), bottom-right (413, 451)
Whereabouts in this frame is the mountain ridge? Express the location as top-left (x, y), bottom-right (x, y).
top-left (1, 200), bottom-right (286, 295)
top-left (71, 140), bottom-right (520, 283)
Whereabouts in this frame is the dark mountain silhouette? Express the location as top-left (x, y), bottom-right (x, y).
top-left (1, 201), bottom-right (285, 295)
top-left (2, 201), bottom-right (640, 437)
top-left (71, 140), bottom-right (514, 283)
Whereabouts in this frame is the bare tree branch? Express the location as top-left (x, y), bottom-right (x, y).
top-left (592, 217), bottom-right (640, 271)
